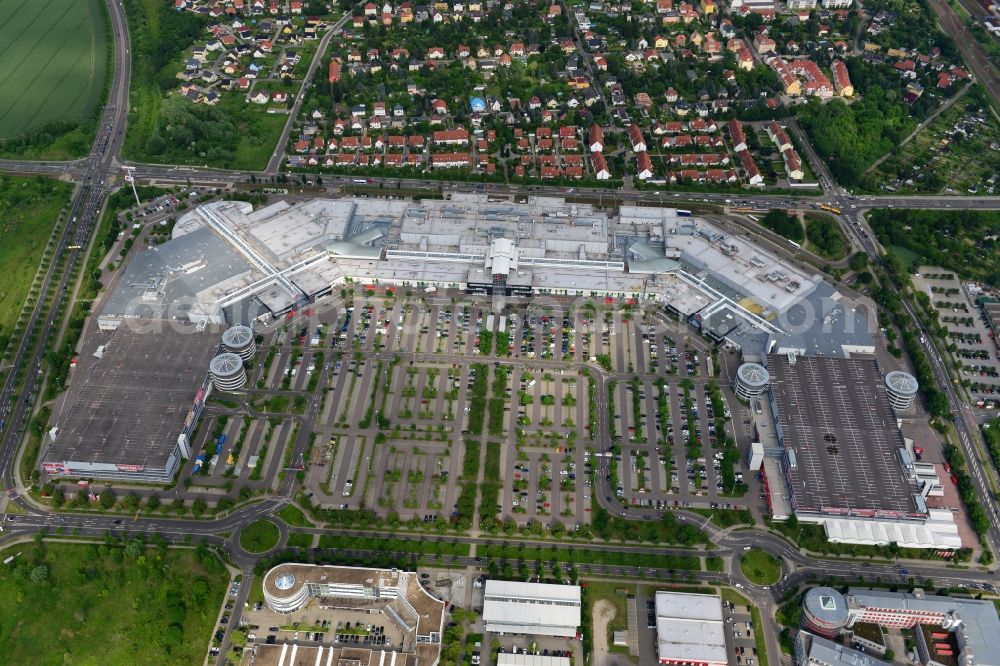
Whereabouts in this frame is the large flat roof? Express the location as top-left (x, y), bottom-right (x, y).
top-left (243, 644), bottom-right (418, 666)
top-left (483, 580), bottom-right (581, 635)
top-left (619, 206), bottom-right (820, 315)
top-left (44, 323), bottom-right (220, 471)
top-left (767, 353), bottom-right (918, 517)
top-left (848, 589), bottom-right (1000, 666)
top-left (772, 281), bottom-right (876, 357)
top-left (496, 655), bottom-right (571, 666)
top-left (653, 591), bottom-right (726, 665)
top-left (99, 227), bottom-right (253, 324)
top-left (798, 632), bottom-right (889, 666)
top-left (141, 196), bottom-right (872, 358)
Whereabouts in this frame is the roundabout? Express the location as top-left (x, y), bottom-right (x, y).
top-left (238, 518), bottom-right (281, 554)
top-left (739, 548), bottom-right (782, 586)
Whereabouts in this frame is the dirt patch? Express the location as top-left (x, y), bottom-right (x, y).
top-left (592, 599), bottom-right (616, 666)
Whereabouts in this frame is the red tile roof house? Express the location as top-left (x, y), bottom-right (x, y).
top-left (766, 122), bottom-right (792, 152)
top-left (588, 124), bottom-right (604, 153)
top-left (432, 128), bottom-right (469, 145)
top-left (737, 149), bottom-right (763, 185)
top-left (636, 151), bottom-right (654, 180)
top-left (591, 153), bottom-right (611, 180)
top-left (662, 134), bottom-right (694, 149)
top-left (727, 119), bottom-right (746, 152)
top-left (688, 118), bottom-right (716, 133)
top-left (627, 124), bottom-right (647, 152)
top-left (782, 148), bottom-right (803, 180)
top-left (831, 59), bottom-right (853, 96)
top-left (431, 152), bottom-right (471, 168)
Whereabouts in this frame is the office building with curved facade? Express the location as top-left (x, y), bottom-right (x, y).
top-left (261, 564), bottom-right (445, 666)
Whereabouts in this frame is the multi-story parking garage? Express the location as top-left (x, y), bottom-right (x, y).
top-left (758, 352), bottom-right (963, 550)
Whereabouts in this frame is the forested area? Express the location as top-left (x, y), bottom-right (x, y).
top-left (868, 209), bottom-right (1000, 284)
top-left (758, 209), bottom-right (804, 243)
top-left (805, 213), bottom-right (847, 259)
top-left (122, 0), bottom-right (284, 169)
top-left (796, 61), bottom-right (927, 188)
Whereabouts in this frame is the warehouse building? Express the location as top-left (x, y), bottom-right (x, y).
top-left (653, 591), bottom-right (727, 666)
top-left (39, 323), bottom-right (221, 482)
top-left (760, 352), bottom-right (962, 549)
top-left (496, 655), bottom-right (571, 666)
top-left (482, 581), bottom-right (581, 637)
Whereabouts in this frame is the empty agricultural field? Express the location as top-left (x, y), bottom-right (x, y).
top-left (0, 176), bottom-right (73, 354)
top-left (0, 0), bottom-right (109, 156)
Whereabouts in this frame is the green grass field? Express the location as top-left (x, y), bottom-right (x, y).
top-left (739, 548), bottom-right (782, 585)
top-left (278, 503), bottom-right (311, 527)
top-left (0, 542), bottom-right (226, 665)
top-left (0, 176), bottom-right (72, 351)
top-left (0, 0), bottom-right (108, 139)
top-left (240, 519), bottom-right (280, 553)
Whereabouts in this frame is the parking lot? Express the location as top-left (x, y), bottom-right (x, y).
top-left (914, 268), bottom-right (1000, 409)
top-left (176, 287), bottom-right (754, 524)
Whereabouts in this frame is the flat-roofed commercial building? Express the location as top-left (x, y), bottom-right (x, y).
top-left (794, 631), bottom-right (888, 666)
top-left (40, 323), bottom-right (221, 482)
top-left (496, 655), bottom-right (571, 666)
top-left (260, 564), bottom-right (445, 666)
top-left (797, 587), bottom-right (1000, 666)
top-left (761, 353), bottom-right (962, 550)
top-left (653, 591), bottom-right (727, 666)
top-left (483, 581), bottom-right (581, 637)
top-left (113, 196), bottom-right (869, 359)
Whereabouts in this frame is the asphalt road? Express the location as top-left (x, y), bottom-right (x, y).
top-left (263, 12), bottom-right (352, 175)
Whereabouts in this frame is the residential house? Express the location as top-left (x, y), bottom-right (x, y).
top-left (591, 152), bottom-right (611, 179)
top-left (636, 151), bottom-right (654, 180)
top-left (831, 59), bottom-right (853, 96)
top-left (737, 149), bottom-right (763, 185)
top-left (588, 124), bottom-right (604, 152)
top-left (766, 122), bottom-right (792, 152)
top-left (727, 119), bottom-right (746, 152)
top-left (627, 124), bottom-right (647, 152)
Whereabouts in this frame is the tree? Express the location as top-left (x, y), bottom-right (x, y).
top-left (29, 565), bottom-right (49, 583)
top-left (99, 489), bottom-right (117, 510)
top-left (123, 493), bottom-right (141, 513)
top-left (849, 252), bottom-right (869, 272)
top-left (191, 497), bottom-right (208, 517)
top-left (146, 494), bottom-right (161, 511)
top-left (759, 209), bottom-right (804, 243)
